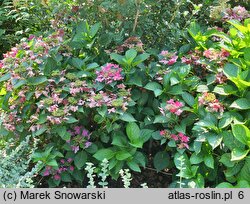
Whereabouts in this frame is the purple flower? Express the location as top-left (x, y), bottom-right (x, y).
top-left (82, 129), bottom-right (89, 137)
top-left (67, 158), bottom-right (73, 163)
top-left (54, 174), bottom-right (61, 180)
top-left (74, 126), bottom-right (82, 135)
top-left (43, 170), bottom-right (50, 176)
top-left (85, 141), bottom-right (92, 148)
top-left (71, 145), bottom-right (80, 153)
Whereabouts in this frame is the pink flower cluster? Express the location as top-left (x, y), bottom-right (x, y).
top-left (166, 99), bottom-right (184, 116)
top-left (198, 92), bottom-right (224, 113)
top-left (105, 36), bottom-right (144, 54)
top-left (160, 130), bottom-right (189, 149)
top-left (96, 63), bottom-right (123, 84)
top-left (67, 126), bottom-right (92, 154)
top-left (223, 6), bottom-right (250, 21)
top-left (181, 50), bottom-right (202, 66)
top-left (159, 50), bottom-right (178, 66)
top-left (203, 48), bottom-right (230, 61)
top-left (86, 86), bottom-right (131, 112)
top-left (43, 158), bottom-right (74, 180)
top-left (215, 72), bottom-right (227, 84)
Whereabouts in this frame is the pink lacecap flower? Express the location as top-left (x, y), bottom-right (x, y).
top-left (181, 57), bottom-right (192, 64)
top-left (178, 132), bottom-right (189, 143)
top-left (69, 166), bottom-right (74, 171)
top-left (96, 63), bottom-right (123, 84)
top-left (60, 159), bottom-right (65, 164)
top-left (159, 59), bottom-right (168, 64)
top-left (166, 99), bottom-right (184, 116)
top-left (108, 107), bottom-right (116, 114)
top-left (28, 35), bottom-right (35, 41)
top-left (175, 109), bottom-right (183, 116)
top-left (74, 126), bottom-right (82, 135)
top-left (0, 61), bottom-right (3, 69)
top-left (171, 134), bottom-right (179, 141)
top-left (160, 50), bottom-right (169, 56)
top-left (160, 130), bottom-right (166, 136)
top-left (54, 174), bottom-right (61, 180)
top-left (82, 129), bottom-right (89, 137)
top-left (67, 158), bottom-right (73, 163)
top-left (43, 170), bottom-right (50, 176)
top-left (85, 141), bottom-right (92, 148)
top-left (167, 55), bottom-right (178, 65)
top-left (117, 83), bottom-right (126, 89)
top-left (71, 145), bottom-right (80, 153)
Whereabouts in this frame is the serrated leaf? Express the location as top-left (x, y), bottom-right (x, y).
top-left (182, 92), bottom-right (194, 106)
top-left (115, 151), bottom-right (132, 160)
top-left (119, 113), bottom-right (136, 122)
top-left (127, 160), bottom-right (141, 172)
top-left (74, 151), bottom-right (87, 169)
top-left (126, 122), bottom-right (140, 144)
top-left (27, 76), bottom-right (47, 85)
top-left (93, 149), bottom-right (115, 161)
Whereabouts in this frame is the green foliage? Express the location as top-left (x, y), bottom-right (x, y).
top-left (0, 136), bottom-right (42, 187)
top-left (0, 0), bottom-right (249, 188)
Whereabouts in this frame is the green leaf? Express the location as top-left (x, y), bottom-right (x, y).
top-left (153, 151), bottom-right (170, 172)
top-left (216, 182), bottom-right (234, 188)
top-left (223, 63), bottom-right (239, 78)
top-left (197, 85), bottom-right (209, 92)
top-left (0, 73), bottom-right (11, 83)
top-left (90, 22), bottom-right (100, 37)
top-left (190, 153), bottom-right (203, 164)
top-left (239, 158), bottom-right (250, 183)
top-left (74, 151), bottom-right (87, 169)
top-left (188, 22), bottom-right (201, 37)
top-left (13, 79), bottom-right (26, 89)
top-left (125, 49), bottom-right (137, 62)
top-left (153, 115), bottom-right (169, 124)
top-left (93, 149), bottom-right (115, 161)
top-left (115, 151), bottom-right (132, 161)
top-left (134, 152), bottom-right (146, 167)
top-left (144, 82), bottom-right (162, 91)
top-left (54, 126), bottom-right (71, 141)
top-left (46, 159), bottom-right (58, 167)
top-left (112, 133), bottom-right (128, 147)
top-left (204, 154), bottom-right (214, 169)
top-left (219, 153), bottom-right (235, 168)
top-left (127, 160), bottom-right (141, 172)
top-left (144, 82), bottom-right (162, 97)
top-left (71, 58), bottom-right (85, 69)
top-left (34, 125), bottom-right (47, 136)
top-left (44, 57), bottom-right (57, 75)
top-left (132, 53), bottom-right (150, 66)
top-left (61, 172), bottom-right (72, 182)
top-left (213, 85), bottom-right (236, 96)
top-left (110, 53), bottom-right (124, 65)
top-left (232, 124), bottom-right (250, 146)
top-left (182, 92), bottom-right (194, 106)
top-left (140, 129), bottom-right (154, 143)
top-left (207, 133), bottom-right (223, 149)
top-left (126, 122), bottom-right (140, 144)
top-left (119, 113), bottom-right (136, 122)
top-left (219, 114), bottom-right (233, 129)
top-left (231, 148), bottom-right (249, 161)
top-left (65, 116), bottom-right (78, 124)
top-left (27, 76), bottom-right (47, 85)
top-left (230, 98), bottom-right (250, 110)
